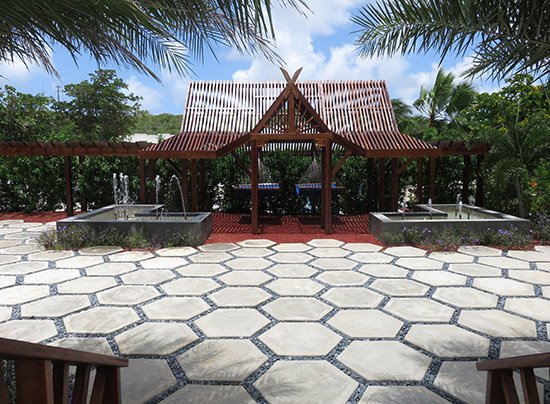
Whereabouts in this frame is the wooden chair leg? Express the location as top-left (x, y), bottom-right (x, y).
top-left (15, 359), bottom-right (54, 404)
top-left (519, 368), bottom-right (540, 404)
top-left (486, 370), bottom-right (506, 404)
top-left (73, 364), bottom-right (92, 404)
top-left (90, 366), bottom-right (122, 404)
top-left (52, 362), bottom-right (69, 404)
top-left (500, 369), bottom-right (520, 404)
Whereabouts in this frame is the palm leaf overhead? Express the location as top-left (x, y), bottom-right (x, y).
top-left (352, 0), bottom-right (550, 80)
top-left (0, 0), bottom-right (305, 81)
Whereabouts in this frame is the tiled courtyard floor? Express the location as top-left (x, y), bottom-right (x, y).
top-left (0, 220), bottom-right (550, 403)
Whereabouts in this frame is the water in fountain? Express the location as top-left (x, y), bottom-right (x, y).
top-left (155, 175), bottom-right (161, 219)
top-left (112, 173), bottom-right (132, 220)
top-left (169, 175), bottom-right (188, 220)
top-left (428, 198), bottom-right (433, 220)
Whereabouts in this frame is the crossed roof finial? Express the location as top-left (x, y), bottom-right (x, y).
top-left (280, 67), bottom-right (303, 84)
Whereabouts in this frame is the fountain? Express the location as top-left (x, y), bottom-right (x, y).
top-left (169, 175), bottom-right (188, 220)
top-left (428, 198), bottom-right (433, 220)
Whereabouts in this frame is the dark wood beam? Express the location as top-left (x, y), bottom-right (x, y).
top-left (416, 158), bottom-right (424, 203)
top-left (331, 149), bottom-right (353, 177)
top-left (251, 140), bottom-right (260, 234)
top-left (462, 154), bottom-right (471, 203)
top-left (231, 152), bottom-right (251, 178)
top-left (377, 158), bottom-right (385, 211)
top-left (367, 158), bottom-right (374, 212)
top-left (390, 158), bottom-right (399, 211)
top-left (322, 140), bottom-right (333, 234)
top-left (429, 157), bottom-right (436, 201)
top-left (199, 159), bottom-right (206, 211)
top-left (180, 159), bottom-right (189, 211)
top-left (64, 156), bottom-right (74, 216)
top-left (190, 160), bottom-right (198, 211)
top-left (139, 159), bottom-right (146, 204)
top-left (397, 157), bottom-right (414, 176)
top-left (165, 159), bottom-right (182, 178)
top-left (147, 159), bottom-right (156, 204)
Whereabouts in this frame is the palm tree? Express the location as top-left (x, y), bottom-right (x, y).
top-left (352, 0), bottom-right (550, 80)
top-left (1, 0), bottom-right (304, 81)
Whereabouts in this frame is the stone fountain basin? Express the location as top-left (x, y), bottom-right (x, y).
top-left (57, 204), bottom-right (212, 246)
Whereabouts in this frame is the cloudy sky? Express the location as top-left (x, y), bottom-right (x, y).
top-left (0, 1), bottom-right (500, 115)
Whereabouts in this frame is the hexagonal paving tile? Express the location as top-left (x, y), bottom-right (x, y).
top-left (0, 320), bottom-right (57, 342)
top-left (338, 341), bottom-right (431, 381)
top-left (116, 322), bottom-right (197, 355)
top-left (535, 245), bottom-right (550, 254)
top-left (269, 252), bottom-right (313, 264)
top-left (507, 270), bottom-right (550, 284)
top-left (447, 263), bottom-right (501, 277)
top-left (370, 279), bottom-right (429, 296)
top-left (178, 339), bottom-right (267, 381)
top-left (109, 251), bottom-right (155, 261)
top-left (411, 271), bottom-right (467, 286)
top-left (384, 298), bottom-right (455, 322)
top-left (262, 297), bottom-right (332, 321)
top-left (161, 278), bottom-right (220, 295)
top-left (357, 264), bottom-right (408, 278)
top-left (120, 269), bottom-right (175, 285)
top-left (0, 276), bottom-right (16, 289)
top-left (266, 264), bottom-right (318, 278)
top-left (225, 257), bottom-right (271, 270)
top-left (505, 298), bottom-right (550, 321)
top-left (428, 251), bottom-right (474, 263)
top-left (457, 245), bottom-right (502, 256)
top-left (0, 255), bottom-right (20, 266)
top-left (432, 287), bottom-right (498, 308)
top-left (78, 246), bottom-right (123, 255)
top-left (322, 287), bottom-right (384, 308)
top-left (57, 276), bottom-right (117, 294)
top-left (266, 279), bottom-right (324, 296)
top-left (209, 287), bottom-right (272, 307)
top-left (49, 337), bottom-right (113, 355)
top-left (395, 257), bottom-right (443, 270)
top-left (0, 285), bottom-right (50, 305)
top-left (161, 385), bottom-right (254, 404)
top-left (0, 307), bottom-right (12, 322)
top-left (328, 309), bottom-right (403, 338)
top-left (406, 324), bottom-right (490, 357)
top-left (195, 308), bottom-right (270, 337)
top-left (384, 246), bottom-right (426, 257)
top-left (0, 245), bottom-right (44, 254)
top-left (27, 250), bottom-right (75, 261)
top-left (189, 252), bottom-right (233, 263)
top-left (155, 246), bottom-right (197, 256)
top-left (176, 263), bottom-right (228, 277)
top-left (237, 239), bottom-right (276, 248)
top-left (231, 247), bottom-right (274, 257)
top-left (86, 262), bottom-right (137, 276)
top-left (434, 361), bottom-right (485, 404)
top-left (272, 243), bottom-right (311, 252)
top-left (64, 307), bottom-right (139, 333)
top-left (506, 250), bottom-right (550, 262)
top-left (142, 297), bottom-right (210, 320)
top-left (315, 271), bottom-right (369, 286)
top-left (218, 270), bottom-right (272, 286)
top-left (97, 285), bottom-right (159, 305)
top-left (0, 240), bottom-right (23, 249)
top-left (259, 322), bottom-right (341, 356)
top-left (310, 258), bottom-right (357, 271)
top-left (349, 252), bottom-right (394, 264)
top-left (539, 262), bottom-right (550, 272)
top-left (359, 386), bottom-right (448, 404)
top-left (198, 243), bottom-right (238, 251)
top-left (500, 340), bottom-right (550, 380)
top-left (306, 239), bottom-right (344, 248)
top-left (254, 360), bottom-right (357, 404)
top-left (459, 309), bottom-right (537, 337)
top-left (342, 243), bottom-right (382, 252)
top-left (477, 256), bottom-right (530, 269)
top-left (55, 256), bottom-right (104, 268)
top-left (24, 269), bottom-right (81, 284)
top-left (308, 248), bottom-right (349, 258)
top-left (21, 295), bottom-right (90, 317)
top-left (140, 257), bottom-right (187, 269)
top-left (121, 359), bottom-right (176, 403)
top-left (473, 277), bottom-right (534, 296)
top-left (0, 261), bottom-right (48, 275)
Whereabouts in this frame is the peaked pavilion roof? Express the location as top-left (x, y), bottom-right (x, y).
top-left (142, 73), bottom-right (439, 159)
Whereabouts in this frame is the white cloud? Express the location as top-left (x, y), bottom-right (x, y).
top-left (125, 76), bottom-right (164, 112)
top-left (0, 53), bottom-right (52, 86)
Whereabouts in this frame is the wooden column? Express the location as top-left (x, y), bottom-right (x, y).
top-left (78, 156), bottom-right (87, 212)
top-left (15, 359), bottom-right (54, 403)
top-left (476, 154), bottom-right (485, 206)
top-left (390, 158), bottom-right (399, 211)
top-left (322, 141), bottom-right (333, 234)
top-left (462, 154), bottom-right (471, 202)
top-left (377, 158), bottom-right (385, 211)
top-left (139, 159), bottom-right (146, 203)
top-left (64, 156), bottom-right (74, 216)
top-left (199, 160), bottom-right (206, 211)
top-left (180, 159), bottom-right (189, 210)
top-left (429, 157), bottom-right (436, 201)
top-left (251, 140), bottom-right (260, 234)
top-left (190, 160), bottom-right (198, 211)
top-left (416, 158), bottom-right (424, 203)
top-left (147, 159), bottom-right (156, 204)
top-left (366, 158), bottom-right (374, 212)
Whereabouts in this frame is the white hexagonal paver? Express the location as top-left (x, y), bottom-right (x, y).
top-left (338, 341), bottom-right (431, 381)
top-left (428, 251), bottom-right (474, 263)
top-left (384, 246), bottom-right (426, 257)
top-left (384, 298), bottom-right (455, 322)
top-left (155, 246), bottom-right (197, 256)
top-left (315, 271), bottom-right (368, 286)
top-left (434, 361), bottom-right (485, 404)
top-left (370, 279), bottom-right (429, 296)
top-left (237, 239), bottom-right (276, 248)
top-left (0, 255), bottom-right (20, 266)
top-left (195, 308), bottom-right (270, 337)
top-left (142, 297), bottom-right (210, 320)
top-left (209, 287), bottom-right (271, 307)
top-left (350, 252), bottom-right (394, 264)
top-left (395, 257), bottom-right (443, 270)
top-left (232, 247), bottom-right (274, 257)
top-left (161, 278), bottom-right (220, 295)
top-left (457, 245), bottom-right (502, 256)
top-left (21, 295), bottom-right (90, 317)
top-left (508, 270), bottom-right (550, 284)
top-left (506, 250), bottom-right (550, 262)
top-left (86, 262), bottom-right (136, 276)
top-left (0, 276), bottom-right (16, 289)
top-left (96, 285), bottom-right (159, 305)
top-left (505, 298), bottom-right (550, 321)
top-left (262, 297), bottom-right (332, 321)
top-left (0, 320), bottom-right (57, 342)
top-left (477, 256), bottom-right (530, 269)
top-left (0, 307), bottom-right (12, 322)
top-left (189, 252), bottom-right (233, 263)
top-left (0, 245), bottom-right (44, 254)
top-left (218, 270), bottom-right (272, 286)
top-left (459, 309), bottom-right (537, 337)
top-left (0, 285), bottom-right (50, 305)
top-left (120, 269), bottom-right (175, 285)
top-left (109, 251), bottom-right (155, 261)
top-left (140, 257), bottom-right (187, 269)
top-left (178, 339), bottom-right (267, 381)
top-left (342, 243), bottom-right (382, 252)
top-left (57, 277), bottom-right (117, 294)
top-left (322, 287), bottom-right (384, 308)
top-left (199, 243), bottom-right (238, 251)
top-left (473, 278), bottom-right (534, 296)
top-left (269, 252), bottom-right (313, 264)
top-left (24, 269), bottom-right (81, 284)
top-left (535, 245), bottom-right (550, 254)
top-left (359, 386), bottom-right (448, 404)
top-left (27, 250), bottom-right (75, 261)
top-left (539, 262), bottom-right (550, 272)
top-left (500, 340), bottom-right (550, 380)
top-left (266, 279), bottom-right (323, 296)
top-left (260, 322), bottom-right (341, 356)
top-left (328, 309), bottom-right (403, 338)
top-left (311, 258), bottom-right (357, 271)
top-left (225, 257), bottom-right (271, 270)
top-left (432, 287), bottom-right (498, 308)
top-left (49, 337), bottom-right (113, 355)
top-left (406, 324), bottom-right (490, 357)
top-left (121, 359), bottom-right (176, 403)
top-left (306, 239), bottom-right (344, 248)
top-left (358, 264), bottom-right (408, 278)
top-left (267, 264), bottom-right (317, 278)
top-left (272, 243), bottom-right (311, 252)
top-left (116, 322), bottom-right (197, 355)
top-left (55, 256), bottom-right (104, 268)
top-left (411, 271), bottom-right (467, 286)
top-left (161, 385), bottom-right (254, 404)
top-left (64, 307), bottom-right (139, 333)
top-left (308, 248), bottom-right (349, 258)
top-left (448, 263), bottom-right (501, 277)
top-left (0, 261), bottom-right (48, 275)
top-left (78, 246), bottom-right (123, 255)
top-left (176, 263), bottom-right (227, 277)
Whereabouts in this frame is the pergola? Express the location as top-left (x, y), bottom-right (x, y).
top-left (141, 69), bottom-right (445, 234)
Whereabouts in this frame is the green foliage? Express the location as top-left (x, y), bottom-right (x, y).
top-left (39, 226), bottom-right (150, 250)
top-left (2, 359), bottom-right (15, 404)
top-left (132, 112), bottom-right (181, 134)
top-left (167, 232), bottom-right (201, 247)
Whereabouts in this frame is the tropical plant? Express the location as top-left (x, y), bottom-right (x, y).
top-left (352, 0), bottom-right (550, 80)
top-left (1, 0), bottom-right (305, 81)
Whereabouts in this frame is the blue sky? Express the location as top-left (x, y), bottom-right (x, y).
top-left (0, 1), bottom-right (500, 115)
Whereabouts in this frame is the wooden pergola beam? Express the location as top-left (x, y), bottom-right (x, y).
top-left (416, 158), bottom-right (424, 203)
top-left (231, 152), bottom-right (251, 178)
top-left (64, 156), bottom-right (74, 216)
top-left (378, 158), bottom-right (385, 211)
top-left (139, 159), bottom-right (146, 203)
top-left (429, 157), bottom-right (436, 201)
top-left (322, 140), bottom-right (333, 234)
top-left (251, 140), bottom-right (260, 234)
top-left (390, 158), bottom-right (399, 211)
top-left (331, 149), bottom-right (353, 177)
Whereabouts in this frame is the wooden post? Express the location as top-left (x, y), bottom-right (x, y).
top-left (15, 359), bottom-right (54, 403)
top-left (377, 158), bottom-right (385, 211)
top-left (190, 160), bottom-right (198, 211)
top-left (476, 154), bottom-right (485, 207)
top-left (139, 159), bottom-right (146, 204)
top-left (366, 158), bottom-right (374, 212)
top-left (199, 159), bottom-right (206, 211)
top-left (390, 158), bottom-right (399, 211)
top-left (147, 159), bottom-right (156, 204)
top-left (251, 140), bottom-right (260, 234)
top-left (180, 159), bottom-right (189, 211)
top-left (462, 154), bottom-right (471, 203)
top-left (429, 157), bottom-right (436, 201)
top-left (78, 156), bottom-right (87, 212)
top-left (322, 141), bottom-right (333, 234)
top-left (64, 156), bottom-right (74, 216)
top-left (416, 158), bottom-right (424, 203)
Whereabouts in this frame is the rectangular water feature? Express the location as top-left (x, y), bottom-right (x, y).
top-left (58, 204), bottom-right (212, 246)
top-left (369, 204), bottom-right (530, 236)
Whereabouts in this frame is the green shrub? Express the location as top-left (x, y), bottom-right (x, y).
top-left (166, 232), bottom-right (201, 247)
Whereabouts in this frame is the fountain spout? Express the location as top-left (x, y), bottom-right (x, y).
top-left (170, 175), bottom-right (188, 220)
top-left (155, 175), bottom-right (161, 219)
top-left (428, 198), bottom-right (433, 220)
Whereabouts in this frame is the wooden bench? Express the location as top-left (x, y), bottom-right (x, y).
top-left (0, 337), bottom-right (128, 404)
top-left (476, 352), bottom-right (550, 404)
